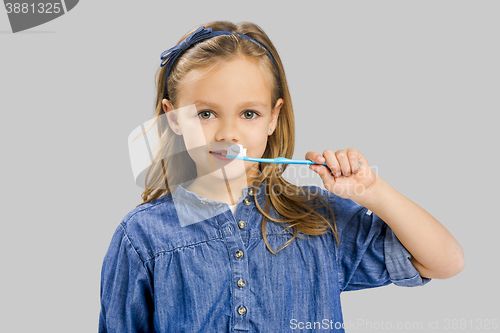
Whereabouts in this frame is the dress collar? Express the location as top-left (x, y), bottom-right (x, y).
top-left (169, 181), bottom-right (267, 227)
top-left (171, 181), bottom-right (267, 207)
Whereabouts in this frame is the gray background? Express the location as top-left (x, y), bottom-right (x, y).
top-left (1, 1), bottom-right (498, 332)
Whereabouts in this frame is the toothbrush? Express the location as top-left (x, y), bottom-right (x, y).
top-left (210, 144), bottom-right (360, 166)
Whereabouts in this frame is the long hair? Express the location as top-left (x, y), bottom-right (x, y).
top-left (136, 21), bottom-right (339, 253)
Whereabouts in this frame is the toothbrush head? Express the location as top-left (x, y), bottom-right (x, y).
top-left (227, 144), bottom-right (247, 157)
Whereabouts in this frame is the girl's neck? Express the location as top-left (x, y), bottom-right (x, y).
top-left (185, 178), bottom-right (246, 206)
top-left (186, 164), bottom-right (260, 205)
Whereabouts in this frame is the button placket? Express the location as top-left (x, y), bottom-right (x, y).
top-left (211, 194), bottom-right (251, 331)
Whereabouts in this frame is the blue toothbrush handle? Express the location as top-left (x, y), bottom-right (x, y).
top-left (227, 155), bottom-right (360, 167)
top-left (226, 155), bottom-right (313, 164)
top-left (274, 157), bottom-right (361, 167)
top-left (272, 157), bottom-right (323, 165)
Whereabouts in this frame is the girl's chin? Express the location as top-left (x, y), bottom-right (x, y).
top-left (196, 160), bottom-right (253, 179)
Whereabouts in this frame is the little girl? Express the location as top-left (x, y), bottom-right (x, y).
top-left (99, 21), bottom-right (464, 332)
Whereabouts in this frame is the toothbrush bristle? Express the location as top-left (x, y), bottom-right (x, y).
top-left (227, 144), bottom-right (242, 157)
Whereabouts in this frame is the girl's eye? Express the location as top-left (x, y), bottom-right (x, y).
top-left (242, 110), bottom-right (259, 120)
top-left (197, 110), bottom-right (260, 120)
top-left (198, 111), bottom-right (214, 120)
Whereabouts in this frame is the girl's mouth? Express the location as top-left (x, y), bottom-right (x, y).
top-left (209, 150), bottom-right (229, 160)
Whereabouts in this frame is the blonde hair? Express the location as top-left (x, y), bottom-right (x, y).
top-left (137, 21), bottom-right (339, 253)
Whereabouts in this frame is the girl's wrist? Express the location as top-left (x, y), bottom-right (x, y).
top-left (356, 175), bottom-right (389, 210)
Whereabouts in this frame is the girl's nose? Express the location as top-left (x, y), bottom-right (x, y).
top-left (215, 122), bottom-right (239, 142)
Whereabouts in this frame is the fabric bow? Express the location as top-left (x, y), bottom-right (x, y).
top-left (160, 26), bottom-right (213, 68)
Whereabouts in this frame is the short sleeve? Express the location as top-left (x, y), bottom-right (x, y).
top-left (383, 225), bottom-right (432, 287)
top-left (334, 202), bottom-right (431, 292)
top-left (99, 224), bottom-right (155, 332)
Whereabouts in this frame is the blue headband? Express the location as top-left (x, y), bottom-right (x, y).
top-left (160, 26), bottom-right (277, 99)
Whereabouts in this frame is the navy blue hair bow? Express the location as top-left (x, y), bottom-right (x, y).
top-left (160, 26), bottom-right (212, 68)
top-left (160, 26), bottom-right (277, 99)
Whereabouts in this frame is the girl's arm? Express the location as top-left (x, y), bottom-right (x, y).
top-left (307, 148), bottom-right (465, 280)
top-left (100, 225), bottom-right (155, 332)
top-left (359, 175), bottom-right (464, 279)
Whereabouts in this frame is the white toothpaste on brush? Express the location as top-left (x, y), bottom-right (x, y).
top-left (227, 144), bottom-right (247, 157)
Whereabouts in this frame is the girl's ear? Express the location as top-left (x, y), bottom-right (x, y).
top-left (269, 98), bottom-right (284, 134)
top-left (162, 99), bottom-right (182, 135)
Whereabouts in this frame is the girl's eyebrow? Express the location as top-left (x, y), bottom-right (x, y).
top-left (193, 100), bottom-right (267, 109)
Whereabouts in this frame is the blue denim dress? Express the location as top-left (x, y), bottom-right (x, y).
top-left (99, 182), bottom-right (430, 332)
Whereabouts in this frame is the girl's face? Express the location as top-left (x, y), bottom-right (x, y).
top-left (164, 56), bottom-right (283, 183)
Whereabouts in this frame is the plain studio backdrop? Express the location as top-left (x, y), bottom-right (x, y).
top-left (1, 1), bottom-right (498, 332)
